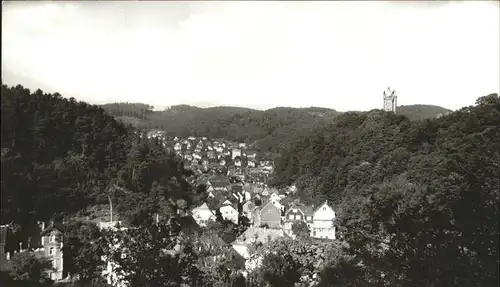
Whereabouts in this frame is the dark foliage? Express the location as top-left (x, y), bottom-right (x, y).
top-left (272, 93), bottom-right (499, 286)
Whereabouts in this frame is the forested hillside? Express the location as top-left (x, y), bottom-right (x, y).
top-left (272, 93), bottom-right (499, 286)
top-left (1, 84), bottom-right (204, 249)
top-left (100, 102), bottom-right (451, 153)
top-left (397, 104), bottom-right (451, 120)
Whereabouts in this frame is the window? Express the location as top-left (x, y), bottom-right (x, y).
top-left (323, 207), bottom-right (326, 211)
top-left (50, 235), bottom-right (56, 243)
top-left (295, 215), bottom-right (301, 220)
top-left (307, 216), bottom-right (312, 220)
top-left (268, 209), bottom-right (272, 215)
top-left (49, 247), bottom-right (55, 256)
top-left (289, 215), bottom-right (294, 220)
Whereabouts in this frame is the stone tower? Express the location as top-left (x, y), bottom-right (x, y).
top-left (383, 87), bottom-right (397, 113)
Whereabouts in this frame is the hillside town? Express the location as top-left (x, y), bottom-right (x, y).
top-left (0, 133), bottom-right (337, 285)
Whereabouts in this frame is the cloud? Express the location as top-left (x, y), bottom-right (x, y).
top-left (2, 1), bottom-right (499, 111)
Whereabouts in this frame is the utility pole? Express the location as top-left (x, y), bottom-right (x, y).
top-left (106, 182), bottom-right (131, 224)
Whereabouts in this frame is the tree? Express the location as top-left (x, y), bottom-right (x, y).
top-left (250, 252), bottom-right (301, 287)
top-left (9, 251), bottom-right (55, 285)
top-left (103, 222), bottom-right (206, 287)
top-left (291, 221), bottom-right (310, 239)
top-left (62, 221), bottom-right (106, 281)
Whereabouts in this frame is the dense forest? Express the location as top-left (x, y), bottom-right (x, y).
top-left (1, 83), bottom-right (497, 287)
top-left (272, 93), bottom-right (500, 286)
top-left (100, 102), bottom-right (451, 154)
top-left (1, 84), bottom-right (205, 250)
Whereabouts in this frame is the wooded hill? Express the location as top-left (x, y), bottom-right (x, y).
top-left (100, 102), bottom-right (451, 153)
top-left (271, 93), bottom-right (499, 286)
top-left (1, 84), bottom-right (205, 249)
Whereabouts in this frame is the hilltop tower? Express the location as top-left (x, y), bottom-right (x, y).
top-left (383, 87), bottom-right (397, 113)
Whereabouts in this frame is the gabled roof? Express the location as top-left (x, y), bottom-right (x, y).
top-left (193, 202), bottom-right (213, 213)
top-left (208, 175), bottom-right (230, 188)
top-left (257, 199), bottom-right (280, 213)
top-left (40, 221), bottom-right (64, 236)
top-left (172, 215), bottom-right (202, 236)
top-left (221, 198), bottom-right (238, 210)
top-left (284, 205), bottom-right (305, 217)
top-left (313, 200), bottom-right (335, 214)
top-left (298, 205), bottom-right (314, 217)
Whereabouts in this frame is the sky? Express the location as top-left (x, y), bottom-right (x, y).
top-left (2, 1), bottom-right (499, 111)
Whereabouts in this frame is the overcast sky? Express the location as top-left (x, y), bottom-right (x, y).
top-left (2, 1), bottom-right (499, 111)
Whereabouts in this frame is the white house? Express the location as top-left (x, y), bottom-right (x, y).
top-left (311, 201), bottom-right (336, 239)
top-left (174, 142), bottom-right (182, 151)
top-left (192, 203), bottom-right (216, 227)
top-left (232, 148), bottom-right (242, 159)
top-left (219, 200), bottom-right (239, 224)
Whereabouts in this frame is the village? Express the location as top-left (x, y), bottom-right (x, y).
top-left (0, 134), bottom-right (337, 284)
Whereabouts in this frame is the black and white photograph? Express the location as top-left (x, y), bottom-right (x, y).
top-left (1, 1), bottom-right (499, 286)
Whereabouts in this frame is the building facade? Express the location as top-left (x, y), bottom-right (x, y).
top-left (311, 201), bottom-right (336, 239)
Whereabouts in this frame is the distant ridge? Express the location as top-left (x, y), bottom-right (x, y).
top-left (100, 102), bottom-right (452, 154)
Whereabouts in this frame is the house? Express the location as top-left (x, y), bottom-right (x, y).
top-left (246, 151), bottom-right (257, 161)
top-left (247, 160), bottom-right (256, 168)
top-left (253, 200), bottom-right (281, 229)
top-left (219, 159), bottom-right (226, 166)
top-left (269, 192), bottom-right (281, 204)
top-left (207, 175), bottom-right (231, 191)
top-left (234, 158), bottom-right (242, 167)
top-left (207, 151), bottom-right (216, 159)
top-left (239, 143), bottom-right (247, 149)
top-left (219, 200), bottom-right (239, 224)
top-left (40, 221), bottom-right (64, 281)
top-left (193, 153), bottom-right (202, 160)
top-left (215, 146), bottom-right (224, 153)
top-left (174, 142), bottom-right (182, 151)
top-left (242, 201), bottom-right (255, 223)
top-left (192, 203), bottom-right (217, 227)
top-left (231, 148), bottom-right (241, 159)
top-left (311, 201), bottom-right (336, 239)
top-left (202, 158), bottom-right (209, 167)
top-left (196, 140), bottom-right (204, 150)
top-left (188, 136), bottom-right (196, 141)
top-left (283, 205), bottom-right (314, 236)
top-left (174, 136), bottom-right (179, 141)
